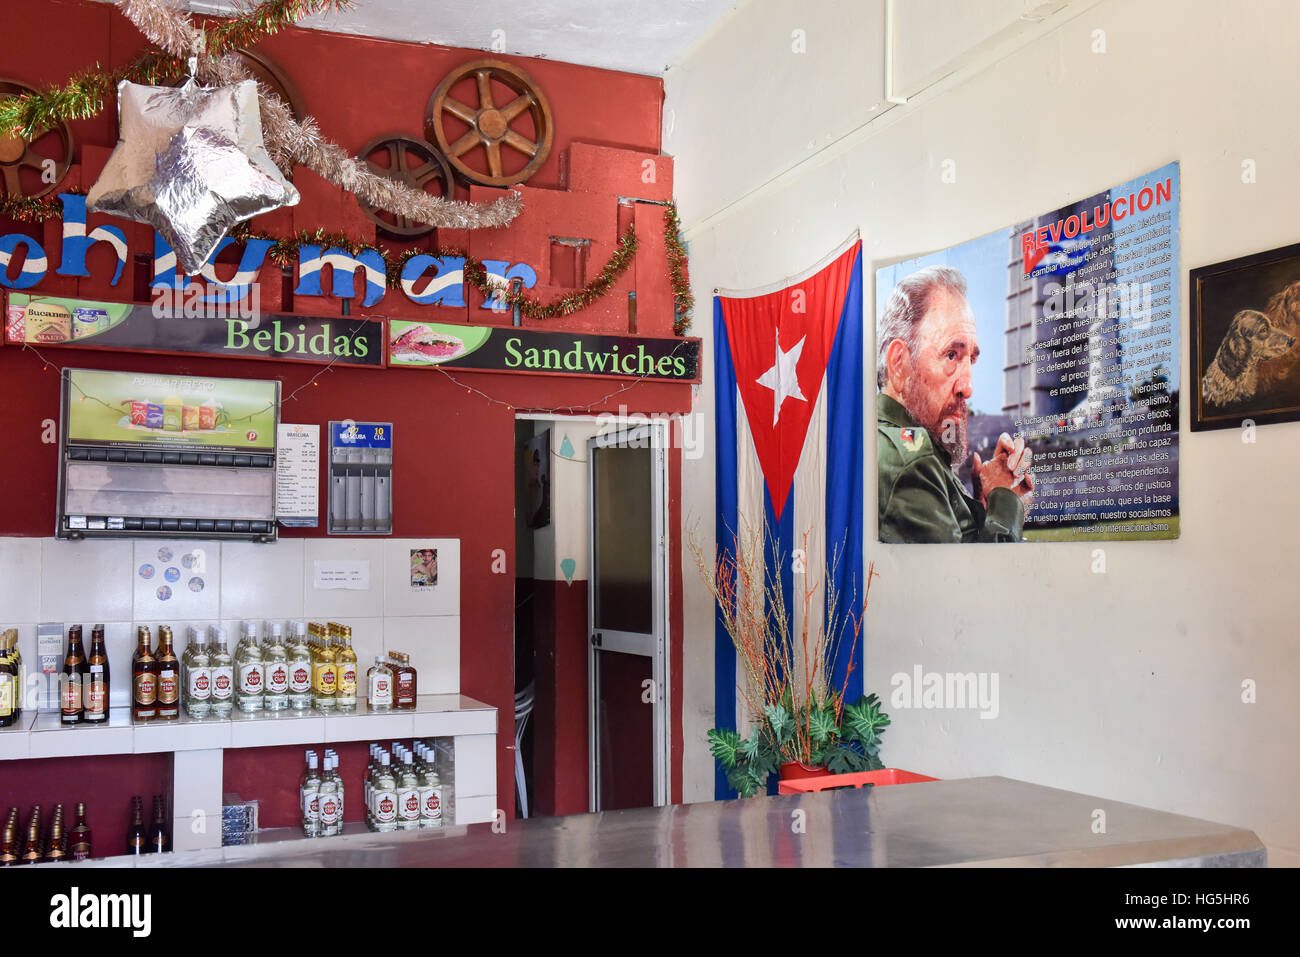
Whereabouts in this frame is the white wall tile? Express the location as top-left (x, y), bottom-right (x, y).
top-left (0, 538), bottom-right (42, 622)
top-left (173, 749), bottom-right (225, 817)
top-left (453, 794), bottom-right (497, 826)
top-left (303, 538), bottom-right (385, 619)
top-left (133, 541), bottom-right (220, 621)
top-left (220, 539), bottom-right (305, 620)
top-left (383, 616), bottom-right (459, 695)
top-left (100, 621), bottom-right (134, 710)
top-left (40, 538), bottom-right (133, 621)
top-left (450, 734), bottom-right (497, 797)
top-left (383, 538), bottom-right (460, 617)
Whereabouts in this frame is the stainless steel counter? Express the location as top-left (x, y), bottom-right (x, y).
top-left (101, 776), bottom-right (1266, 868)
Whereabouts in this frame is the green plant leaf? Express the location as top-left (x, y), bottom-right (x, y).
top-left (826, 746), bottom-right (871, 773)
top-left (764, 704), bottom-right (795, 746)
top-left (808, 705), bottom-right (838, 744)
top-left (842, 694), bottom-right (890, 749)
top-left (707, 727), bottom-right (743, 770)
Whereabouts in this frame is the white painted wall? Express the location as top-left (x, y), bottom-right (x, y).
top-left (668, 0), bottom-right (1300, 865)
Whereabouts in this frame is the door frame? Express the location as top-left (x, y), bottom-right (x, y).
top-left (585, 419), bottom-right (671, 812)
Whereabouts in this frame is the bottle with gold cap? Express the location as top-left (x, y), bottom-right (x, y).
top-left (69, 803), bottom-right (92, 861)
top-left (335, 626), bottom-right (358, 712)
top-left (20, 806), bottom-right (41, 864)
top-left (1, 808), bottom-right (19, 865)
top-left (45, 805), bottom-right (67, 861)
top-left (312, 623), bottom-right (337, 711)
top-left (131, 626), bottom-right (157, 722)
top-left (0, 631), bottom-right (17, 728)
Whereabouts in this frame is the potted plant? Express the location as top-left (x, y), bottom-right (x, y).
top-left (694, 526), bottom-right (891, 798)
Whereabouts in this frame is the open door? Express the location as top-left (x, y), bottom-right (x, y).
top-left (587, 422), bottom-right (669, 811)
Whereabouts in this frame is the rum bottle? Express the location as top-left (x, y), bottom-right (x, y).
top-left (312, 629), bottom-right (337, 712)
top-left (287, 621), bottom-right (312, 711)
top-left (69, 803), bottom-right (92, 861)
top-left (372, 752), bottom-right (398, 832)
top-left (420, 753), bottom-right (444, 828)
top-left (300, 750), bottom-right (321, 838)
top-left (317, 753), bottom-right (341, 836)
top-left (183, 628), bottom-right (211, 719)
top-left (45, 805), bottom-right (67, 861)
top-left (155, 626), bottom-right (180, 721)
top-left (397, 751), bottom-right (421, 830)
top-left (84, 625), bottom-right (110, 724)
top-left (0, 631), bottom-right (16, 728)
top-left (263, 622), bottom-right (289, 712)
top-left (131, 627), bottom-right (157, 722)
top-left (366, 656), bottom-right (393, 712)
top-left (390, 652), bottom-right (417, 709)
top-left (235, 622), bottom-right (264, 713)
top-left (60, 625), bottom-right (87, 724)
top-left (0, 813), bottom-right (17, 866)
top-left (208, 630), bottom-right (233, 718)
top-left (21, 806), bottom-right (41, 864)
top-left (335, 626), bottom-right (358, 713)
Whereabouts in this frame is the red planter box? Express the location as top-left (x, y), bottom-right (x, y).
top-left (777, 768), bottom-right (939, 794)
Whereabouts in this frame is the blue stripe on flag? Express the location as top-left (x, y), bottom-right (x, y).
top-left (713, 298), bottom-right (739, 800)
top-left (825, 247), bottom-right (865, 704)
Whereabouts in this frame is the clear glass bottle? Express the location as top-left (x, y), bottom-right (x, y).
top-left (397, 751), bottom-right (421, 830)
top-left (317, 753), bottom-right (340, 837)
top-left (263, 622), bottom-right (289, 712)
top-left (300, 750), bottom-right (320, 838)
top-left (366, 656), bottom-right (393, 712)
top-left (312, 629), bottom-right (337, 712)
top-left (420, 752), bottom-right (444, 828)
top-left (235, 624), bottom-right (264, 713)
top-left (184, 628), bottom-right (211, 719)
top-left (208, 630), bottom-right (233, 718)
top-left (371, 752), bottom-right (398, 832)
top-left (287, 621), bottom-right (312, 711)
top-left (330, 749), bottom-right (344, 829)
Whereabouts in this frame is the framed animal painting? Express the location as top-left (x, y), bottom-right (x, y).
top-left (1190, 242), bottom-right (1300, 431)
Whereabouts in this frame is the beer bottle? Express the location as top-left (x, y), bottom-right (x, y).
top-left (45, 805), bottom-right (66, 861)
top-left (125, 797), bottom-right (146, 855)
top-left (20, 806), bottom-right (41, 864)
top-left (59, 625), bottom-right (88, 725)
top-left (155, 626), bottom-right (180, 721)
top-left (0, 632), bottom-right (16, 728)
top-left (84, 625), bottom-right (110, 724)
top-left (131, 627), bottom-right (157, 722)
top-left (0, 812), bottom-right (17, 866)
top-left (148, 796), bottom-right (169, 853)
top-left (69, 803), bottom-right (92, 861)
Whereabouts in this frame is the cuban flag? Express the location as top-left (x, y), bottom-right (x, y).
top-left (713, 233), bottom-right (864, 799)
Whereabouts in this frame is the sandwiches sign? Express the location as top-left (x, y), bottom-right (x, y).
top-left (389, 320), bottom-right (701, 382)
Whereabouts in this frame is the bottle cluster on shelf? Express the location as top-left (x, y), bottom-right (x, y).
top-left (125, 795), bottom-right (171, 855)
top-left (0, 629), bottom-right (26, 727)
top-left (297, 739), bottom-right (448, 838)
top-left (1, 803), bottom-right (91, 864)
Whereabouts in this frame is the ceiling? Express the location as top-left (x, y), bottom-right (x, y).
top-left (188, 0), bottom-right (741, 76)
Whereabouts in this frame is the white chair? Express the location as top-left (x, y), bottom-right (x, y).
top-left (514, 682), bottom-right (535, 818)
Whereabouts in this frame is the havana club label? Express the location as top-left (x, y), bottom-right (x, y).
top-left (158, 668), bottom-right (179, 704)
top-left (374, 791), bottom-right (397, 824)
top-left (289, 664), bottom-right (311, 693)
top-left (211, 666), bottom-right (233, 700)
top-left (134, 672), bottom-right (157, 705)
top-left (319, 795), bottom-right (341, 826)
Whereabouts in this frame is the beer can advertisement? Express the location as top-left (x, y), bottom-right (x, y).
top-left (875, 162), bottom-right (1180, 543)
top-left (65, 369), bottom-right (278, 451)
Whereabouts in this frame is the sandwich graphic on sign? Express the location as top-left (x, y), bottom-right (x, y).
top-left (390, 323), bottom-right (466, 364)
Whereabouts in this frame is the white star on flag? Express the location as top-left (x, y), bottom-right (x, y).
top-left (756, 331), bottom-right (808, 426)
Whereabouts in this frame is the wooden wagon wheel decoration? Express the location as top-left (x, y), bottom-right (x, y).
top-left (425, 58), bottom-right (553, 188)
top-left (0, 79), bottom-right (75, 199)
top-left (354, 134), bottom-right (457, 237)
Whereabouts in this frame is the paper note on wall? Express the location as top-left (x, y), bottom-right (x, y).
top-left (313, 559), bottom-right (370, 590)
top-left (277, 423), bottom-right (320, 527)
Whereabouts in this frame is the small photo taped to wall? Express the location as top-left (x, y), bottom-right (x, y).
top-left (410, 548), bottom-right (438, 588)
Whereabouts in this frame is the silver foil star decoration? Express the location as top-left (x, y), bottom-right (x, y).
top-left (88, 77), bottom-right (299, 275)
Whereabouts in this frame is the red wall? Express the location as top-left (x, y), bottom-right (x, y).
top-left (1, 0), bottom-right (691, 817)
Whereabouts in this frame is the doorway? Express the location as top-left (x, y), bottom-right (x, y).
top-left (512, 415), bottom-right (670, 818)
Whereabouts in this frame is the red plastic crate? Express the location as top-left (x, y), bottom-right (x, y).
top-left (777, 768), bottom-right (939, 794)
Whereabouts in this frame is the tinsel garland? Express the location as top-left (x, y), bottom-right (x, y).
top-left (0, 0), bottom-right (521, 231)
top-left (663, 201), bottom-right (693, 335)
top-left (0, 2), bottom-right (351, 138)
top-left (0, 194), bottom-right (692, 329)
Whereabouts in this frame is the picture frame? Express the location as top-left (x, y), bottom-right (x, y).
top-left (1190, 242), bottom-right (1300, 431)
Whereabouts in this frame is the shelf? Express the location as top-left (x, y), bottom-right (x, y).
top-left (5, 695), bottom-right (496, 760)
